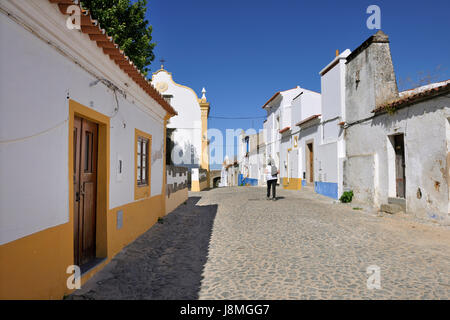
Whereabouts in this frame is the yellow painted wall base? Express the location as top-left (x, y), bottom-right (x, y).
top-left (191, 180), bottom-right (208, 192)
top-left (0, 194), bottom-right (164, 300)
top-left (191, 180), bottom-right (200, 192)
top-left (282, 178), bottom-right (302, 190)
top-left (107, 195), bottom-right (164, 259)
top-left (165, 188), bottom-right (188, 215)
top-left (0, 222), bottom-right (72, 300)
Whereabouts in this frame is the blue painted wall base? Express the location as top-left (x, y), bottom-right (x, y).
top-left (238, 174), bottom-right (258, 186)
top-left (314, 181), bottom-right (338, 199)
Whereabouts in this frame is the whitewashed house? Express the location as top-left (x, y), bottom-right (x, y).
top-left (0, 0), bottom-right (177, 299)
top-left (343, 30), bottom-right (450, 224)
top-left (220, 156), bottom-right (239, 187)
top-left (309, 49), bottom-right (352, 199)
top-left (262, 87), bottom-right (303, 184)
top-left (237, 131), bottom-right (265, 186)
top-left (286, 89), bottom-right (321, 190)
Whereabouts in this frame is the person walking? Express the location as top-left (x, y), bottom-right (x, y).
top-left (265, 159), bottom-right (278, 200)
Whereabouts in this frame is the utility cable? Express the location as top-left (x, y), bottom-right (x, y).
top-left (0, 119), bottom-right (68, 145)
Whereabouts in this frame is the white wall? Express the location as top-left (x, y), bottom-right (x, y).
top-left (0, 1), bottom-right (166, 244)
top-left (320, 50), bottom-right (350, 124)
top-left (298, 124), bottom-right (321, 183)
top-left (263, 88), bottom-right (302, 176)
top-left (316, 50), bottom-right (350, 195)
top-left (345, 96), bottom-right (450, 223)
top-left (280, 135), bottom-right (291, 178)
top-left (300, 91), bottom-right (321, 121)
top-left (290, 89), bottom-right (321, 182)
top-left (317, 142), bottom-right (338, 182)
top-left (152, 70), bottom-right (202, 168)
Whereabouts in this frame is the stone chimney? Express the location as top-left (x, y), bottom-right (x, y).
top-left (345, 30), bottom-right (399, 123)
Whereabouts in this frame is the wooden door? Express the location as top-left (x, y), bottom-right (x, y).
top-left (307, 143), bottom-right (314, 183)
top-left (73, 116), bottom-right (98, 267)
top-left (394, 134), bottom-right (406, 198)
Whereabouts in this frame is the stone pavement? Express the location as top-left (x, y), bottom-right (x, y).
top-left (69, 187), bottom-right (450, 300)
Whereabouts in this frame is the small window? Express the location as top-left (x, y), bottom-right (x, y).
top-left (137, 136), bottom-right (149, 186)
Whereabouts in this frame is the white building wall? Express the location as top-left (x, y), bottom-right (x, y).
top-left (316, 50), bottom-right (350, 198)
top-left (151, 70), bottom-right (202, 168)
top-left (0, 2), bottom-right (165, 244)
top-left (298, 124), bottom-right (321, 184)
top-left (263, 88), bottom-right (302, 181)
top-left (280, 134), bottom-right (292, 179)
top-left (300, 91), bottom-right (322, 120)
top-left (290, 89), bottom-right (321, 184)
top-left (345, 97), bottom-right (450, 223)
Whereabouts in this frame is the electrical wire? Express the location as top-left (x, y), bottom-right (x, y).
top-left (0, 119), bottom-right (68, 144)
top-left (209, 115), bottom-right (266, 120)
top-left (0, 5), bottom-right (163, 126)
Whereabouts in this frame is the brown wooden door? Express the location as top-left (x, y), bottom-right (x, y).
top-left (73, 116), bottom-right (98, 267)
top-left (394, 134), bottom-right (406, 198)
top-left (307, 143), bottom-right (314, 183)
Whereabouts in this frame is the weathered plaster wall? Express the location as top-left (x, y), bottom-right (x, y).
top-left (345, 97), bottom-right (449, 223)
top-left (345, 38), bottom-right (398, 123)
top-left (344, 31), bottom-right (448, 223)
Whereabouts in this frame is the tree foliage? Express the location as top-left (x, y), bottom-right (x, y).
top-left (81, 0), bottom-right (156, 75)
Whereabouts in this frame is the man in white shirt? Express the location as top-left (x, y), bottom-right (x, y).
top-left (265, 159), bottom-right (278, 200)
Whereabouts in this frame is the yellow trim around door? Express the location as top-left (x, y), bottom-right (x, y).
top-left (69, 99), bottom-right (110, 271)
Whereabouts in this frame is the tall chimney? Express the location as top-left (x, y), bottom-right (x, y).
top-left (345, 30), bottom-right (399, 123)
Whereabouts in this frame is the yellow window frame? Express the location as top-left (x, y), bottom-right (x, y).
top-left (135, 128), bottom-right (152, 200)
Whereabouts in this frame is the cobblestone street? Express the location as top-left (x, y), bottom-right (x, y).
top-left (70, 187), bottom-right (450, 300)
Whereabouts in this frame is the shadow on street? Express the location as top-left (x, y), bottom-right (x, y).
top-left (68, 196), bottom-right (218, 300)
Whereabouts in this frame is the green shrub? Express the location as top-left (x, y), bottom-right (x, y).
top-left (340, 190), bottom-right (354, 203)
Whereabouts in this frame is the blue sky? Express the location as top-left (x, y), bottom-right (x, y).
top-left (145, 0), bottom-right (450, 169)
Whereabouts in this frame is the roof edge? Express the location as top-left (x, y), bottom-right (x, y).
top-left (295, 114), bottom-right (321, 127)
top-left (49, 0), bottom-right (177, 116)
top-left (346, 30), bottom-right (390, 64)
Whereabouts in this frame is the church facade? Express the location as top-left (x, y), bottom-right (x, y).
top-left (152, 66), bottom-right (210, 191)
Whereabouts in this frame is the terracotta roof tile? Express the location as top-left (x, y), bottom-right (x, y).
top-left (49, 0), bottom-right (177, 116)
top-left (261, 87), bottom-right (302, 109)
top-left (372, 81), bottom-right (450, 113)
top-left (262, 91), bottom-right (281, 109)
top-left (295, 114), bottom-right (321, 126)
top-left (279, 126), bottom-right (290, 134)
